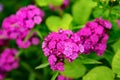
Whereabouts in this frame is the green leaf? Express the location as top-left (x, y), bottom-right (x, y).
top-left (79, 57), bottom-right (102, 64)
top-left (83, 66), bottom-right (114, 80)
top-left (103, 50), bottom-right (114, 64)
top-left (71, 25), bottom-right (85, 30)
top-left (46, 13), bottom-right (73, 31)
top-left (112, 49), bottom-right (120, 78)
top-left (46, 16), bottom-right (61, 31)
top-left (93, 7), bottom-right (104, 18)
top-left (29, 73), bottom-right (36, 80)
top-left (35, 62), bottom-right (49, 69)
top-left (61, 14), bottom-right (73, 29)
top-left (36, 30), bottom-right (43, 39)
top-left (35, 0), bottom-right (63, 7)
top-left (60, 59), bottom-right (86, 78)
top-left (72, 0), bottom-right (97, 24)
top-left (35, 0), bottom-right (49, 6)
top-left (51, 72), bottom-right (59, 80)
top-left (112, 39), bottom-right (120, 52)
top-left (81, 53), bottom-right (104, 61)
top-left (49, 0), bottom-right (63, 6)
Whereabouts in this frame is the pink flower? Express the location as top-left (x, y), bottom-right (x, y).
top-left (48, 55), bottom-right (57, 66)
top-left (94, 43), bottom-right (107, 56)
top-left (95, 18), bottom-right (112, 29)
top-left (77, 18), bottom-right (112, 55)
top-left (57, 75), bottom-right (73, 80)
top-left (16, 39), bottom-right (31, 49)
top-left (33, 16), bottom-right (42, 24)
top-left (0, 48), bottom-right (19, 72)
top-left (2, 5), bottom-right (44, 48)
top-left (31, 37), bottom-right (40, 45)
top-left (42, 29), bottom-right (83, 71)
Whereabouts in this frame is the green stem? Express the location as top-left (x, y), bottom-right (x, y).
top-left (106, 49), bottom-right (113, 54)
top-left (51, 72), bottom-right (59, 80)
top-left (24, 29), bottom-right (35, 42)
top-left (35, 62), bottom-right (49, 69)
top-left (59, 9), bottom-right (64, 17)
top-left (4, 79), bottom-right (13, 80)
top-left (36, 30), bottom-right (43, 39)
top-left (15, 50), bottom-right (23, 58)
top-left (108, 7), bottom-right (112, 20)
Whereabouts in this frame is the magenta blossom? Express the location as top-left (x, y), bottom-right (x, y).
top-left (0, 48), bottom-right (19, 72)
top-left (16, 34), bottom-right (40, 49)
top-left (42, 29), bottom-right (83, 71)
top-left (77, 18), bottom-right (112, 56)
top-left (2, 5), bottom-right (43, 48)
top-left (57, 75), bottom-right (73, 80)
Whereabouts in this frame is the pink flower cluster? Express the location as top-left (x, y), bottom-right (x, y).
top-left (49, 0), bottom-right (70, 11)
top-left (42, 29), bottom-right (84, 71)
top-left (0, 48), bottom-right (19, 80)
top-left (1, 5), bottom-right (43, 48)
top-left (42, 18), bottom-right (112, 71)
top-left (77, 18), bottom-right (112, 56)
top-left (57, 75), bottom-right (73, 80)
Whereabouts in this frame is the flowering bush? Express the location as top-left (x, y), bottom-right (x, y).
top-left (0, 0), bottom-right (120, 80)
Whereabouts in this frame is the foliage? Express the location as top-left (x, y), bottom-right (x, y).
top-left (0, 0), bottom-right (120, 80)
